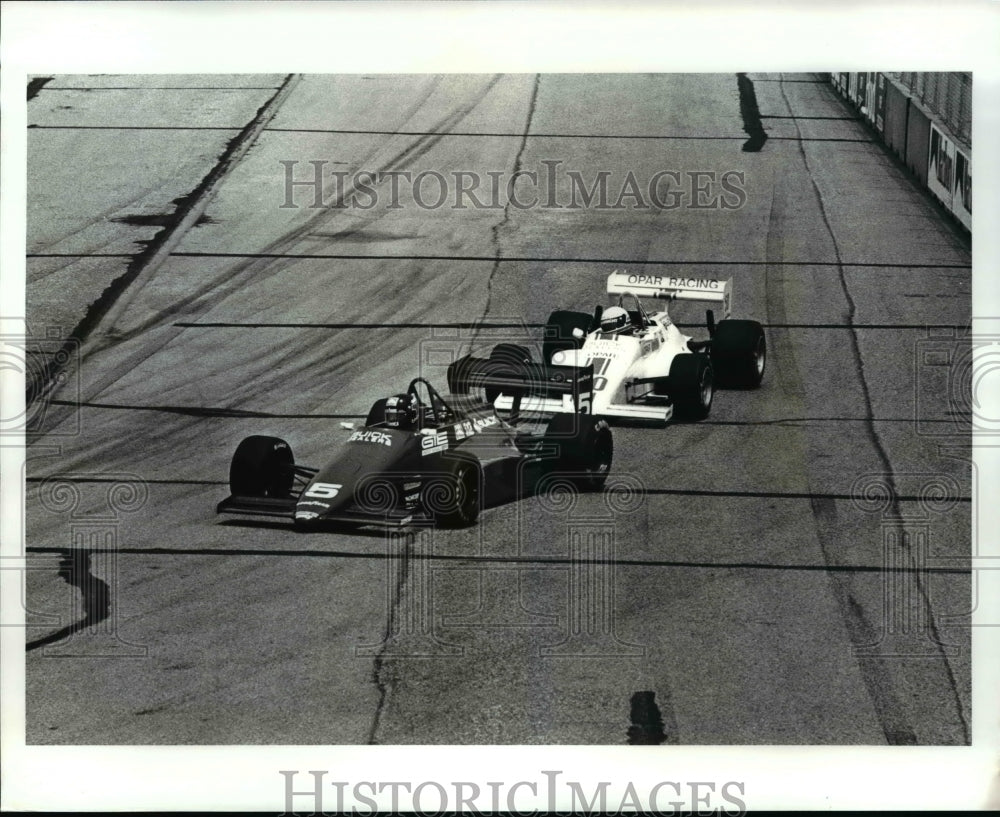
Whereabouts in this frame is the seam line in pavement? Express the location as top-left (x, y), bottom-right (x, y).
top-left (28, 252), bottom-right (971, 269)
top-left (23, 545), bottom-right (973, 575)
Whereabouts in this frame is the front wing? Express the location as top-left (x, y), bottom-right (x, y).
top-left (492, 394), bottom-right (672, 422)
top-left (216, 494), bottom-right (428, 528)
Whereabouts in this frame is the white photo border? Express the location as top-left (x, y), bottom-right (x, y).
top-left (2, 0), bottom-right (998, 811)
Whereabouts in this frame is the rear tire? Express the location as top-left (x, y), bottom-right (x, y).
top-left (544, 413), bottom-right (613, 491)
top-left (711, 319), bottom-right (766, 388)
top-left (427, 454), bottom-right (481, 528)
top-left (486, 343), bottom-right (533, 403)
top-left (489, 343), bottom-right (532, 365)
top-left (229, 435), bottom-right (294, 498)
top-left (543, 310), bottom-right (592, 364)
top-left (668, 354), bottom-right (713, 421)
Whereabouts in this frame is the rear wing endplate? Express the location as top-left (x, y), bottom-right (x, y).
top-left (447, 354), bottom-right (594, 414)
top-left (607, 270), bottom-right (732, 318)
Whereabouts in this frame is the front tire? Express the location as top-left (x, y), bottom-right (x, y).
top-left (543, 310), bottom-right (592, 364)
top-left (544, 413), bottom-right (613, 491)
top-left (668, 354), bottom-right (713, 421)
top-left (426, 454), bottom-right (481, 528)
top-left (229, 435), bottom-right (294, 498)
top-left (711, 319), bottom-right (766, 388)
top-left (486, 343), bottom-right (533, 403)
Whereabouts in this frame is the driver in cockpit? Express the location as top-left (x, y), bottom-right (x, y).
top-left (383, 392), bottom-right (421, 430)
top-left (599, 305), bottom-right (635, 336)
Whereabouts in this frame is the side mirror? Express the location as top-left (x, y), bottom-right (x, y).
top-left (572, 327), bottom-right (585, 339)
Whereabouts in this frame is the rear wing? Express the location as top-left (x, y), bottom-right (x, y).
top-left (447, 354), bottom-right (594, 414)
top-left (607, 270), bottom-right (732, 318)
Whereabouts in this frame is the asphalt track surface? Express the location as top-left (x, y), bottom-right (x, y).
top-left (25, 73), bottom-right (971, 744)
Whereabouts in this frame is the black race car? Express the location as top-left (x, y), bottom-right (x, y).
top-left (216, 361), bottom-right (611, 530)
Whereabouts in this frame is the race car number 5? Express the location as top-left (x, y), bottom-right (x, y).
top-left (304, 482), bottom-right (343, 499)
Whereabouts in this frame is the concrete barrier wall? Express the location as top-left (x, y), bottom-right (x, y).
top-left (906, 100), bottom-right (931, 187)
top-left (830, 72), bottom-right (971, 232)
top-left (883, 81), bottom-right (909, 160)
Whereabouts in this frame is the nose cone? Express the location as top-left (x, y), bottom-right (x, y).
top-left (551, 348), bottom-right (588, 367)
top-left (294, 429), bottom-right (412, 524)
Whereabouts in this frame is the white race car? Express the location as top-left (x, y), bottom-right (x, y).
top-left (491, 271), bottom-right (765, 423)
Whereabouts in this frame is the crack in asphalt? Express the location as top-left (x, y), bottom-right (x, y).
top-left (361, 75), bottom-right (508, 744)
top-left (776, 76), bottom-right (971, 746)
top-left (473, 74), bottom-right (541, 354)
top-left (366, 535), bottom-right (413, 744)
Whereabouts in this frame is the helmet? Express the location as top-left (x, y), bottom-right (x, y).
top-left (384, 393), bottom-right (419, 429)
top-left (600, 305), bottom-right (631, 335)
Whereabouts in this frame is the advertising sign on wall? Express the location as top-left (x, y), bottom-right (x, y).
top-left (864, 72), bottom-right (877, 123)
top-left (927, 123), bottom-right (955, 206)
top-left (855, 72), bottom-right (867, 110)
top-left (953, 148), bottom-right (972, 229)
top-left (873, 73), bottom-right (886, 133)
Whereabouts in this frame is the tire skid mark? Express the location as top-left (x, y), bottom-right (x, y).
top-left (76, 76), bottom-right (507, 380)
top-left (761, 109), bottom-right (916, 746)
top-left (763, 181), bottom-right (806, 401)
top-left (765, 81), bottom-right (913, 745)
top-left (27, 163), bottom-right (222, 260)
top-left (809, 497), bottom-right (917, 745)
top-left (48, 398), bottom-right (293, 418)
top-left (53, 86), bottom-right (504, 427)
top-left (30, 74), bottom-right (301, 411)
top-left (90, 74), bottom-right (302, 351)
top-left (169, 76), bottom-right (500, 329)
top-left (775, 75), bottom-right (970, 745)
top-left (158, 75), bottom-right (507, 745)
